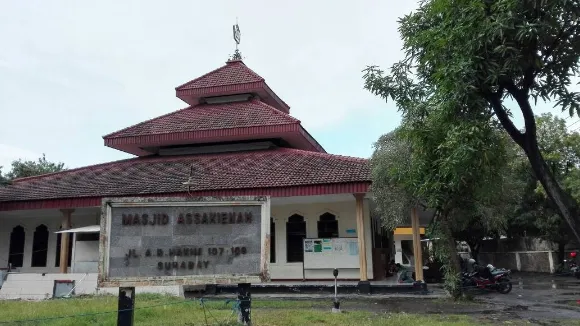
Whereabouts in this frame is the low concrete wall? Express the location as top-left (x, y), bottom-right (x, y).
top-left (478, 237), bottom-right (579, 273)
top-left (0, 273), bottom-right (98, 300)
top-left (479, 252), bottom-right (519, 271)
top-left (0, 273), bottom-right (182, 300)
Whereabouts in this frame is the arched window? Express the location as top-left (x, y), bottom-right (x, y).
top-left (54, 231), bottom-right (73, 268)
top-left (270, 218), bottom-right (276, 263)
top-left (286, 214), bottom-right (306, 263)
top-left (31, 224), bottom-right (49, 267)
top-left (8, 226), bottom-right (25, 268)
top-left (318, 212), bottom-right (338, 238)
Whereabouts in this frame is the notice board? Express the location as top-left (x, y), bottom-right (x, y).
top-left (303, 238), bottom-right (360, 270)
top-left (98, 196), bottom-right (270, 287)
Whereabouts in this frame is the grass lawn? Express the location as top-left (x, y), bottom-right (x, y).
top-left (0, 294), bottom-right (558, 326)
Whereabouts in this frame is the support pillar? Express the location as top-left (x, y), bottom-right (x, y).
top-left (59, 209), bottom-right (74, 274)
top-left (411, 208), bottom-right (423, 282)
top-left (354, 193), bottom-right (369, 293)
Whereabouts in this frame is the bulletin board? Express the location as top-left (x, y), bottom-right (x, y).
top-left (303, 238), bottom-right (360, 270)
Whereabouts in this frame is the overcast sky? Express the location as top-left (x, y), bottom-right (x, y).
top-left (0, 0), bottom-right (572, 171)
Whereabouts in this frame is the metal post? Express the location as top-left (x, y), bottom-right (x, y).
top-left (237, 283), bottom-right (252, 326)
top-left (332, 268), bottom-right (341, 313)
top-left (117, 287), bottom-right (135, 326)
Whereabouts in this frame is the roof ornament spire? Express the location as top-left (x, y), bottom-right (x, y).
top-left (229, 19), bottom-right (242, 61)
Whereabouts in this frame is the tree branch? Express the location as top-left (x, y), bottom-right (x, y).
top-left (487, 91), bottom-right (525, 146)
top-left (504, 81), bottom-right (537, 140)
top-left (542, 21), bottom-right (572, 63)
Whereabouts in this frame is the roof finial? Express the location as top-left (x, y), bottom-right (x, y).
top-left (230, 19), bottom-right (242, 61)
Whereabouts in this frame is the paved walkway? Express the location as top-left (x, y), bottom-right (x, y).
top-left (468, 272), bottom-right (580, 321)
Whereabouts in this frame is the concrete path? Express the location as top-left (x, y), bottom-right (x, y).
top-left (470, 272), bottom-right (580, 322)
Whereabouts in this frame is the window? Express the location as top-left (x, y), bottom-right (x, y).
top-left (8, 226), bottom-right (25, 268)
top-left (317, 212), bottom-right (338, 238)
top-left (270, 218), bottom-right (275, 263)
top-left (286, 214), bottom-right (306, 263)
top-left (31, 225), bottom-right (49, 267)
top-left (54, 232), bottom-right (73, 267)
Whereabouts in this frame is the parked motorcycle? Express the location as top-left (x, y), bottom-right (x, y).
top-left (557, 252), bottom-right (579, 279)
top-left (461, 264), bottom-right (513, 294)
top-left (565, 259), bottom-right (579, 279)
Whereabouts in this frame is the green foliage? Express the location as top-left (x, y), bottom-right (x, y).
top-left (2, 154), bottom-right (65, 182)
top-left (0, 166), bottom-right (8, 186)
top-left (370, 131), bottom-right (415, 230)
top-left (362, 0), bottom-right (580, 294)
top-left (364, 0), bottom-right (580, 243)
top-left (510, 113), bottom-right (580, 246)
top-left (369, 121), bottom-right (519, 297)
top-left (368, 0), bottom-right (580, 115)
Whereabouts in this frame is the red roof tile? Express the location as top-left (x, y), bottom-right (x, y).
top-left (176, 60), bottom-right (264, 91)
top-left (104, 100), bottom-right (299, 139)
top-left (0, 148), bottom-right (370, 202)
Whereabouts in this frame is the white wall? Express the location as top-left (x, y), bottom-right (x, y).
top-left (0, 273), bottom-right (182, 300)
top-left (394, 234), bottom-right (413, 266)
top-left (0, 209), bottom-right (100, 273)
top-left (0, 273), bottom-right (98, 300)
top-left (72, 240), bottom-right (99, 273)
top-left (270, 198), bottom-right (374, 280)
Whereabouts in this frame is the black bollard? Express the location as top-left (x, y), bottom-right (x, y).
top-left (332, 268), bottom-right (341, 312)
top-left (117, 287), bottom-right (135, 326)
top-left (237, 283), bottom-right (252, 326)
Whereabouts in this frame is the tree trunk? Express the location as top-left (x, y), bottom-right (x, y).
top-left (489, 88), bottom-right (580, 244)
top-left (522, 136), bottom-right (580, 243)
top-left (438, 215), bottom-right (463, 299)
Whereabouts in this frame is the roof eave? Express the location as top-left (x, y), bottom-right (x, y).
top-left (0, 182), bottom-right (372, 211)
top-left (103, 123), bottom-right (320, 156)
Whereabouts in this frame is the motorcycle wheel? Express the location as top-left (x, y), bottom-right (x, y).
top-left (496, 278), bottom-right (512, 294)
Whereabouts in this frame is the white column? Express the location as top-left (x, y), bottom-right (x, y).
top-left (46, 223), bottom-right (59, 269)
top-left (394, 237), bottom-right (403, 264)
top-left (0, 230), bottom-right (9, 268)
top-left (276, 217), bottom-right (287, 263)
top-left (22, 226), bottom-right (33, 269)
top-left (548, 251), bottom-right (555, 274)
top-left (306, 214), bottom-right (317, 239)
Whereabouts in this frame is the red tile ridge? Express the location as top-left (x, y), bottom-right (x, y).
top-left (103, 106), bottom-right (194, 139)
top-left (248, 99), bottom-right (300, 124)
top-left (175, 60), bottom-right (264, 91)
top-left (104, 99), bottom-right (300, 139)
top-left (275, 147), bottom-right (369, 163)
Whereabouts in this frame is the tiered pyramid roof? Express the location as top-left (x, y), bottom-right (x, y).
top-left (0, 59), bottom-right (370, 210)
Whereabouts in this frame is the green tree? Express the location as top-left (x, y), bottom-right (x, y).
top-left (509, 113), bottom-right (580, 263)
top-left (363, 0), bottom-right (580, 242)
top-left (0, 167), bottom-right (9, 186)
top-left (3, 154), bottom-right (65, 182)
top-left (370, 120), bottom-right (518, 297)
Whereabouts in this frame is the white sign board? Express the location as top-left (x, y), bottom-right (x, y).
top-left (303, 238), bottom-right (360, 270)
